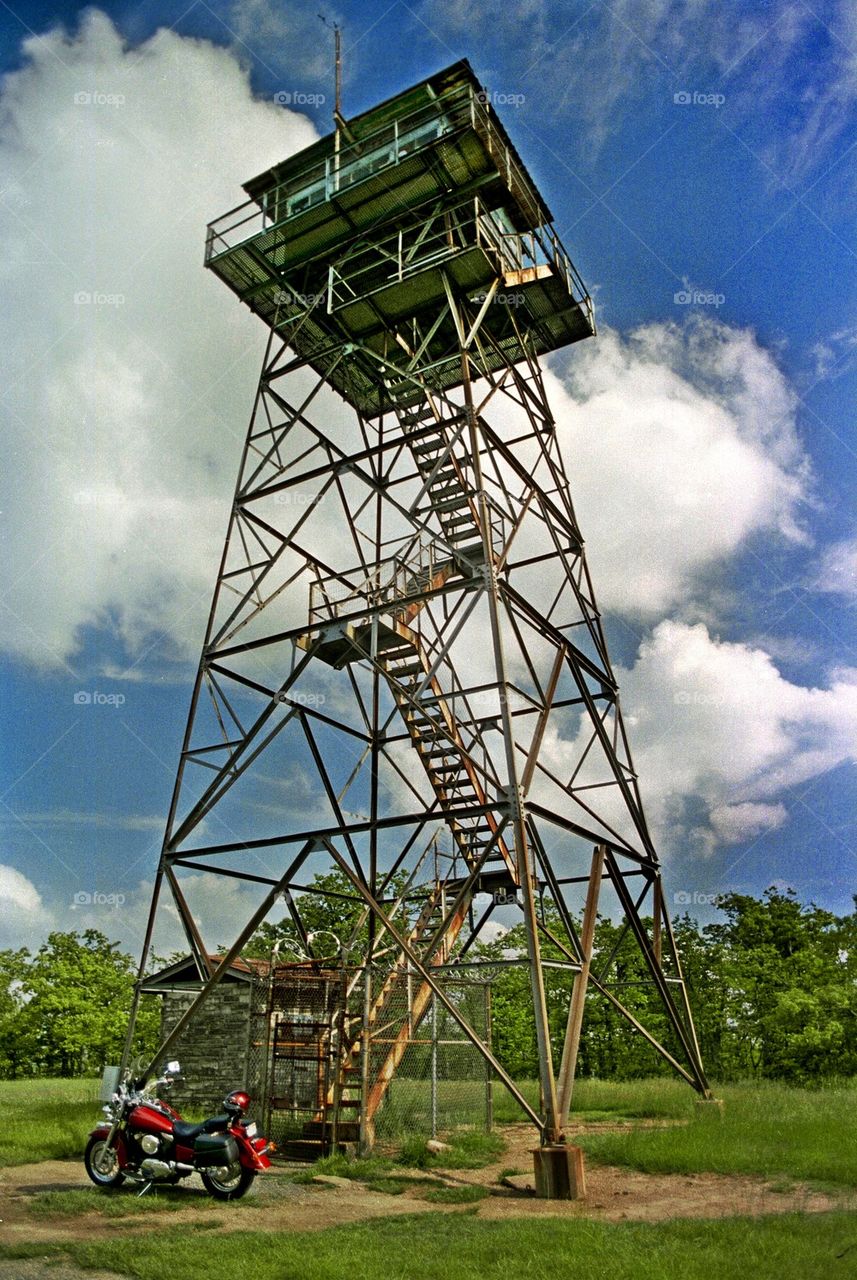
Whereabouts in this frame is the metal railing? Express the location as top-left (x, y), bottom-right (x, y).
top-left (306, 499), bottom-right (506, 633)
top-left (308, 533), bottom-right (448, 629)
top-left (203, 82), bottom-right (584, 305)
top-left (325, 196), bottom-right (588, 312)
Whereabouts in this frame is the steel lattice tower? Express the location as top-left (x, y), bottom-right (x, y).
top-left (126, 60), bottom-right (711, 1168)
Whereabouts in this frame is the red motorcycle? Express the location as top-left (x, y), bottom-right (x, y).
top-left (84, 1060), bottom-right (271, 1200)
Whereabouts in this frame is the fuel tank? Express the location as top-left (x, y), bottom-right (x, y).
top-left (128, 1102), bottom-right (175, 1135)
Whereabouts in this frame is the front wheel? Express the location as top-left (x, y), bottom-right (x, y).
top-left (200, 1164), bottom-right (255, 1201)
top-left (84, 1135), bottom-right (125, 1188)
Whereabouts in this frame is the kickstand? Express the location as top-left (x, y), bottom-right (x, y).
top-left (135, 1181), bottom-right (154, 1198)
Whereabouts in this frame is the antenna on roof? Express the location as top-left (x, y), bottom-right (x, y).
top-left (318, 15), bottom-right (342, 127)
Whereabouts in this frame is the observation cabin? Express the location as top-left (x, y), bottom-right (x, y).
top-left (204, 60), bottom-right (595, 416)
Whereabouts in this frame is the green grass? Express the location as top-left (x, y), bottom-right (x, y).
top-left (286, 1136), bottom-right (505, 1190)
top-left (377, 1074), bottom-right (699, 1133)
top-left (397, 1129), bottom-right (506, 1169)
top-left (286, 1153), bottom-right (397, 1185)
top-left (7, 1212), bottom-right (855, 1280)
top-left (416, 1184), bottom-right (489, 1204)
top-left (0, 1077), bottom-right (100, 1166)
top-left (27, 1187), bottom-right (223, 1217)
top-left (577, 1080), bottom-right (857, 1188)
top-left (365, 1177), bottom-right (408, 1195)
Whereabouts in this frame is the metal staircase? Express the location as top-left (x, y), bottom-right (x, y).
top-left (295, 409), bottom-right (520, 1148)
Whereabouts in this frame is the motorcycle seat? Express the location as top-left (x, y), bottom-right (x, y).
top-left (173, 1115), bottom-right (228, 1142)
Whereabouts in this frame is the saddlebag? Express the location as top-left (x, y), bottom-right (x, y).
top-left (193, 1132), bottom-right (240, 1168)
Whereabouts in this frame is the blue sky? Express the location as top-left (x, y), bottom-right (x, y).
top-left (0, 0), bottom-right (855, 959)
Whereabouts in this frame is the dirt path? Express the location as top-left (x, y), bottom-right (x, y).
top-left (1, 1126), bottom-right (853, 1253)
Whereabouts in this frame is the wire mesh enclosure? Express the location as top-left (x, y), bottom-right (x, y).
top-left (368, 969), bottom-right (493, 1141)
top-left (246, 964), bottom-right (348, 1158)
top-left (244, 959), bottom-right (493, 1158)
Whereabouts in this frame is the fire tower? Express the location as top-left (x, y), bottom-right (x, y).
top-left (126, 61), bottom-right (711, 1177)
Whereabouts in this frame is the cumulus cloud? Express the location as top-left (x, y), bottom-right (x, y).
top-left (0, 8), bottom-right (850, 938)
top-left (614, 620), bottom-right (857, 852)
top-left (547, 318), bottom-right (808, 616)
top-left (529, 619), bottom-right (857, 858)
top-left (0, 15), bottom-right (814, 666)
top-left (0, 10), bottom-right (317, 667)
top-left (0, 864), bottom-right (55, 948)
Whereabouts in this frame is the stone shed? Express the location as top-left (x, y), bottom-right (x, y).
top-left (140, 953), bottom-right (266, 1112)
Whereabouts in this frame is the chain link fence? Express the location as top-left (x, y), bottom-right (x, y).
top-left (243, 960), bottom-right (494, 1157)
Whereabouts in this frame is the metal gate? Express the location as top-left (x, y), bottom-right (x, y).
top-left (247, 963), bottom-right (348, 1159)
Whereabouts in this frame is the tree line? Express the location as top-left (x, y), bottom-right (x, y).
top-left (481, 887), bottom-right (857, 1085)
top-left (0, 886), bottom-right (853, 1083)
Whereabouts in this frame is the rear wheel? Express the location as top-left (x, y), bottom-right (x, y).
top-left (84, 1135), bottom-right (125, 1188)
top-left (200, 1164), bottom-right (255, 1201)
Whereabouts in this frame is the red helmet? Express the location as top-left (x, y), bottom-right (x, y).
top-left (224, 1089), bottom-right (251, 1113)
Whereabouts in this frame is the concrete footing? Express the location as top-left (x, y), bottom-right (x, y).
top-left (531, 1145), bottom-right (586, 1200)
top-left (695, 1097), bottom-right (725, 1115)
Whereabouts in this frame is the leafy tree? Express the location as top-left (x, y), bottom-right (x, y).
top-left (702, 887), bottom-right (857, 1081)
top-left (468, 885), bottom-right (857, 1086)
top-left (14, 930), bottom-right (159, 1077)
top-left (0, 948), bottom-right (32, 1078)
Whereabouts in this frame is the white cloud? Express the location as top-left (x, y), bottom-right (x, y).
top-left (709, 800), bottom-right (789, 844)
top-left (547, 318), bottom-right (808, 616)
top-left (0, 864), bottom-right (55, 947)
top-left (0, 7), bottom-right (849, 934)
top-left (528, 619), bottom-right (857, 859)
top-left (815, 536), bottom-right (857, 601)
top-left (156, 871), bottom-right (277, 956)
top-left (0, 10), bottom-right (317, 667)
top-left (227, 0), bottom-right (344, 92)
top-left (614, 620), bottom-right (857, 851)
top-left (8, 809), bottom-right (164, 831)
top-left (0, 16), bottom-right (814, 663)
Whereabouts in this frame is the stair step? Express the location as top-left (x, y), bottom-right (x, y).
top-left (429, 479), bottom-right (466, 497)
top-left (400, 407), bottom-right (436, 427)
top-left (389, 661), bottom-right (426, 678)
top-left (411, 437), bottom-right (445, 457)
top-left (383, 647), bottom-right (417, 664)
top-left (303, 1120), bottom-right (361, 1142)
top-left (433, 495), bottom-right (471, 513)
